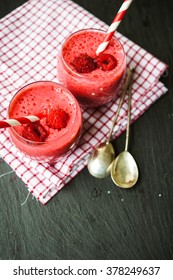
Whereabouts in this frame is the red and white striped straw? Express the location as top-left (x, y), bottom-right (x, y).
top-left (96, 0), bottom-right (133, 55)
top-left (0, 115), bottom-right (39, 129)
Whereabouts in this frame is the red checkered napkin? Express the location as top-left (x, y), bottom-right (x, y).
top-left (0, 0), bottom-right (168, 204)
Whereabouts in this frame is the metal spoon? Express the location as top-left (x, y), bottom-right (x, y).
top-left (111, 77), bottom-right (139, 188)
top-left (87, 68), bottom-right (134, 179)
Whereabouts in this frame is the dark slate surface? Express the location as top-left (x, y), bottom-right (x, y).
top-left (0, 0), bottom-right (172, 260)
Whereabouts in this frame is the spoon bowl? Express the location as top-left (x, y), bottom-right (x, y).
top-left (111, 151), bottom-right (139, 188)
top-left (87, 142), bottom-right (115, 178)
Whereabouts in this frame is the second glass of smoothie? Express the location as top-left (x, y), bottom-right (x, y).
top-left (57, 28), bottom-right (126, 108)
top-left (8, 81), bottom-right (82, 163)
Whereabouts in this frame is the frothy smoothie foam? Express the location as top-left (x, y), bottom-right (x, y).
top-left (57, 29), bottom-right (126, 107)
top-left (8, 81), bottom-right (82, 163)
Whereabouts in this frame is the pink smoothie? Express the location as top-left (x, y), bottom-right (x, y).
top-left (57, 28), bottom-right (126, 107)
top-left (8, 81), bottom-right (82, 163)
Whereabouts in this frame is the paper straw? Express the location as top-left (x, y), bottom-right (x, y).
top-left (96, 0), bottom-right (133, 55)
top-left (0, 116), bottom-right (39, 129)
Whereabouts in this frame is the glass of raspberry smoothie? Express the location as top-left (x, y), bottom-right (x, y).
top-left (8, 81), bottom-right (82, 163)
top-left (57, 28), bottom-right (126, 107)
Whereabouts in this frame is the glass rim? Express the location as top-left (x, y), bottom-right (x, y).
top-left (8, 80), bottom-right (82, 145)
top-left (60, 27), bottom-right (126, 79)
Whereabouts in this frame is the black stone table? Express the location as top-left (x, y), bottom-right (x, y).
top-left (0, 0), bottom-right (172, 260)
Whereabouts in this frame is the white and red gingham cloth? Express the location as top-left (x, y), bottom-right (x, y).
top-left (0, 0), bottom-right (168, 204)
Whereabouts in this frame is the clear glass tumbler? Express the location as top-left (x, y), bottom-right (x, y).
top-left (8, 81), bottom-right (82, 163)
top-left (57, 28), bottom-right (126, 107)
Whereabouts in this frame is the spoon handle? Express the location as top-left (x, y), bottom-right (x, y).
top-left (106, 68), bottom-right (134, 144)
top-left (124, 72), bottom-right (134, 152)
